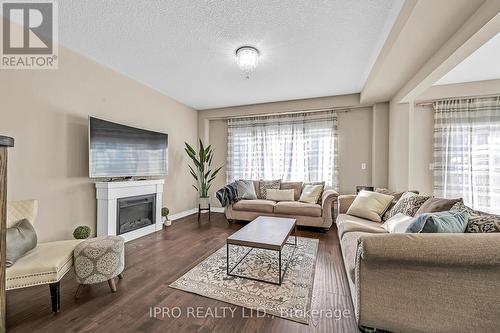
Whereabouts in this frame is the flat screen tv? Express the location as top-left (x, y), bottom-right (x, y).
top-left (89, 117), bottom-right (168, 178)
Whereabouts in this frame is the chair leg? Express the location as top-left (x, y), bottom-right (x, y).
top-left (49, 282), bottom-right (60, 313)
top-left (74, 284), bottom-right (84, 299)
top-left (108, 278), bottom-right (117, 293)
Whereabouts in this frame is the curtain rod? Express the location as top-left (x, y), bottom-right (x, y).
top-left (211, 105), bottom-right (364, 120)
top-left (415, 93), bottom-right (500, 107)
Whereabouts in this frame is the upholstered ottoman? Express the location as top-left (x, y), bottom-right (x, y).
top-left (74, 235), bottom-right (125, 296)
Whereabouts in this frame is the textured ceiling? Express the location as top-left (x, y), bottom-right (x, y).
top-left (59, 0), bottom-right (403, 109)
top-left (435, 32), bottom-right (500, 86)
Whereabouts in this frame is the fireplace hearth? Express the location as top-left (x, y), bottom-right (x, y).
top-left (117, 194), bottom-right (156, 235)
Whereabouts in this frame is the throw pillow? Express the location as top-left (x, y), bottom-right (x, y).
top-left (235, 179), bottom-right (257, 200)
top-left (6, 219), bottom-right (38, 267)
top-left (280, 182), bottom-right (303, 201)
top-left (415, 197), bottom-right (462, 215)
top-left (299, 185), bottom-right (324, 204)
top-left (451, 201), bottom-right (500, 233)
top-left (266, 189), bottom-right (295, 202)
top-left (375, 188), bottom-right (405, 201)
top-left (346, 190), bottom-right (394, 222)
top-left (303, 181), bottom-right (325, 203)
top-left (376, 188), bottom-right (420, 214)
top-left (406, 210), bottom-right (469, 233)
top-left (259, 179), bottom-right (281, 199)
top-left (381, 213), bottom-right (414, 233)
top-left (383, 192), bottom-right (430, 221)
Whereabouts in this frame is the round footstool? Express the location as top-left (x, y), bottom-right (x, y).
top-left (74, 235), bottom-right (125, 296)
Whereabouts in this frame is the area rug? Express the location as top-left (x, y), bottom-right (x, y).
top-left (169, 236), bottom-right (319, 324)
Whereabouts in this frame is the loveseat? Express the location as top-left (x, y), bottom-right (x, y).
top-left (336, 194), bottom-right (500, 332)
top-left (224, 181), bottom-right (339, 229)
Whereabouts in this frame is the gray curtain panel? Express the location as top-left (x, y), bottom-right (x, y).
top-left (226, 110), bottom-right (339, 190)
top-left (433, 96), bottom-right (500, 214)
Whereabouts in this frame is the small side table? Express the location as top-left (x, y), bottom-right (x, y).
top-left (198, 203), bottom-right (211, 221)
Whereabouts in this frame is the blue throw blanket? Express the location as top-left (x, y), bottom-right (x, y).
top-left (216, 182), bottom-right (238, 207)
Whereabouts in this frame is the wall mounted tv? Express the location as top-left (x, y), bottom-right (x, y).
top-left (89, 117), bottom-right (168, 178)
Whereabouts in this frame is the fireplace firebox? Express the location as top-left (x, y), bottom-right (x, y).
top-left (116, 194), bottom-right (156, 235)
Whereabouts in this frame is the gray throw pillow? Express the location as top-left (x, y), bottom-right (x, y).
top-left (415, 197), bottom-right (462, 215)
top-left (6, 219), bottom-right (38, 267)
top-left (236, 179), bottom-right (257, 200)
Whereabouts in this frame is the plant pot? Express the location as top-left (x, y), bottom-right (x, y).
top-left (163, 216), bottom-right (171, 227)
top-left (199, 196), bottom-right (210, 208)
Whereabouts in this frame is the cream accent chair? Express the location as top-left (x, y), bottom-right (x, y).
top-left (6, 200), bottom-right (82, 312)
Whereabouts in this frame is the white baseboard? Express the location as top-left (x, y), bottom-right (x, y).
top-left (169, 208), bottom-right (198, 221)
top-left (169, 207), bottom-right (224, 221)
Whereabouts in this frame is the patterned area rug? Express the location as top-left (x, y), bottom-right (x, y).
top-left (170, 237), bottom-right (319, 324)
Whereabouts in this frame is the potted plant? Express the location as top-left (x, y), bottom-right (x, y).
top-left (162, 207), bottom-right (171, 226)
top-left (73, 225), bottom-right (91, 239)
top-left (185, 140), bottom-right (223, 208)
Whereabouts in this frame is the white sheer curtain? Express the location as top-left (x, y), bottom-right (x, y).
top-left (433, 96), bottom-right (500, 214)
top-left (227, 110), bottom-right (338, 189)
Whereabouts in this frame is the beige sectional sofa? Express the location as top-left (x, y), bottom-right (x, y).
top-left (336, 194), bottom-right (500, 333)
top-left (224, 181), bottom-right (339, 229)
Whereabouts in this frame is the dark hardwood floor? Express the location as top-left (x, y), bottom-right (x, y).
top-left (6, 213), bottom-right (358, 333)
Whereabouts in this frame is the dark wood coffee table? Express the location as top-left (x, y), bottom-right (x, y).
top-left (226, 216), bottom-right (297, 285)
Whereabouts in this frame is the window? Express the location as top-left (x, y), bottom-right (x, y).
top-left (226, 111), bottom-right (338, 189)
top-left (433, 97), bottom-right (500, 214)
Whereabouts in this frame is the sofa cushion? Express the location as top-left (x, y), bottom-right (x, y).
top-left (303, 181), bottom-right (325, 204)
top-left (381, 213), bottom-right (414, 233)
top-left (406, 211), bottom-right (469, 233)
top-left (6, 239), bottom-right (82, 290)
top-left (6, 219), bottom-right (38, 267)
top-left (383, 192), bottom-right (430, 221)
top-left (336, 214), bottom-right (387, 239)
top-left (274, 201), bottom-right (322, 217)
top-left (235, 180), bottom-right (258, 200)
top-left (232, 199), bottom-right (276, 213)
top-left (450, 201), bottom-right (500, 233)
top-left (415, 197), bottom-right (462, 215)
top-left (299, 184), bottom-right (324, 204)
top-left (266, 189), bottom-right (294, 202)
top-left (347, 190), bottom-right (394, 222)
top-left (258, 179), bottom-right (281, 199)
top-left (280, 182), bottom-right (303, 201)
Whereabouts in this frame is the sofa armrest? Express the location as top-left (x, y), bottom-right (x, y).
top-left (321, 189), bottom-right (339, 220)
top-left (359, 233), bottom-right (500, 266)
top-left (355, 233), bottom-right (500, 332)
top-left (337, 194), bottom-right (356, 214)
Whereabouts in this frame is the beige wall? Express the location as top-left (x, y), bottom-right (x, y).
top-left (411, 105), bottom-right (434, 195)
top-left (208, 119), bottom-right (228, 206)
top-left (388, 98), bottom-right (410, 191)
top-left (200, 96), bottom-right (385, 205)
top-left (371, 102), bottom-right (389, 188)
top-left (0, 46), bottom-right (198, 242)
top-left (337, 108), bottom-right (373, 194)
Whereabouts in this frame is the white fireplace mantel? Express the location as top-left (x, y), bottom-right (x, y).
top-left (95, 179), bottom-right (164, 242)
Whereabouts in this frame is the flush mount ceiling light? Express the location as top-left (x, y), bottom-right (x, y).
top-left (235, 46), bottom-right (260, 79)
